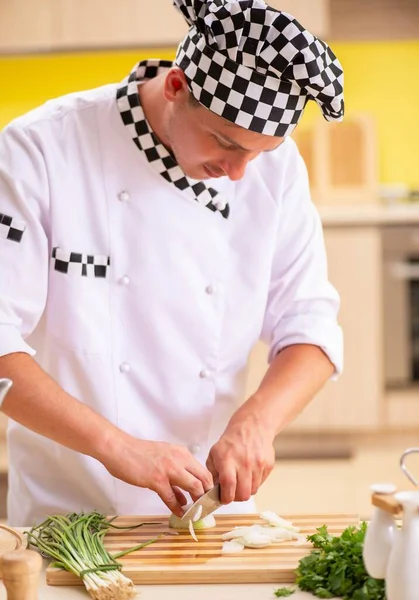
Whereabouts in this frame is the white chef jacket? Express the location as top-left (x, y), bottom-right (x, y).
top-left (0, 82), bottom-right (343, 526)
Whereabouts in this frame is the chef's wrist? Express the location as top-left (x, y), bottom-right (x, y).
top-left (226, 397), bottom-right (279, 442)
top-left (91, 424), bottom-right (132, 466)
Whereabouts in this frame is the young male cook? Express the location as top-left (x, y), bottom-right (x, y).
top-left (0, 0), bottom-right (344, 525)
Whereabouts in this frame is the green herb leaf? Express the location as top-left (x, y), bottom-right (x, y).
top-left (294, 522), bottom-right (386, 600)
top-left (274, 588), bottom-right (296, 597)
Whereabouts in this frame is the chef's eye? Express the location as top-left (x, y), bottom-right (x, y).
top-left (213, 135), bottom-right (235, 151)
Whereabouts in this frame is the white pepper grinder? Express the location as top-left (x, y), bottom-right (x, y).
top-left (0, 550), bottom-right (43, 600)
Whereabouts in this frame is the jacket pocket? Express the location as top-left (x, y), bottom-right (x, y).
top-left (52, 247), bottom-right (111, 278)
top-left (47, 246), bottom-right (112, 354)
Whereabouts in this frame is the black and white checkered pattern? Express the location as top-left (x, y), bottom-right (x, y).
top-left (116, 61), bottom-right (230, 220)
top-left (0, 213), bottom-right (25, 243)
top-left (174, 0), bottom-right (344, 137)
top-left (52, 247), bottom-right (110, 278)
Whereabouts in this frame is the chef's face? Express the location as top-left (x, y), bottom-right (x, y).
top-left (164, 69), bottom-right (284, 181)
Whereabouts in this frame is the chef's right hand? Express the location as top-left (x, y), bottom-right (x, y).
top-left (100, 436), bottom-right (214, 516)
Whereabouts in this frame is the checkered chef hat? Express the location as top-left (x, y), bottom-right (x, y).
top-left (173, 0), bottom-right (344, 137)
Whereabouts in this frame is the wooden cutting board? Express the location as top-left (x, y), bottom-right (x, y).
top-left (47, 513), bottom-right (359, 585)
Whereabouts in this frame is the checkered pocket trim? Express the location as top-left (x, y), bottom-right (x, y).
top-left (52, 247), bottom-right (111, 278)
top-left (0, 213), bottom-right (26, 243)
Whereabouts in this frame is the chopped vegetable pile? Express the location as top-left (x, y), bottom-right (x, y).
top-left (221, 511), bottom-right (306, 553)
top-left (25, 511), bottom-right (162, 600)
top-left (275, 522), bottom-right (386, 600)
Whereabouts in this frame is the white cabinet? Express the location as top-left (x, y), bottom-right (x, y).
top-left (246, 226), bottom-right (384, 432)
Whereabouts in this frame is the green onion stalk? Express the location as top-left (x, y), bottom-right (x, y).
top-left (25, 511), bottom-right (163, 600)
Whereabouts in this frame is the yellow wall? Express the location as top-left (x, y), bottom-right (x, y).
top-left (1, 40), bottom-right (418, 188)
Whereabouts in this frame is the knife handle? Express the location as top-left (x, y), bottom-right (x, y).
top-left (0, 550), bottom-right (42, 600)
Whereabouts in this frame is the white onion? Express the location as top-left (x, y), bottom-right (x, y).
top-left (259, 511), bottom-right (300, 532)
top-left (188, 518), bottom-right (198, 542)
top-left (221, 525), bottom-right (262, 541)
top-left (220, 512), bottom-right (305, 551)
top-left (193, 505), bottom-right (203, 522)
top-left (168, 509), bottom-right (216, 543)
top-left (221, 540), bottom-right (245, 554)
top-left (242, 531), bottom-right (272, 548)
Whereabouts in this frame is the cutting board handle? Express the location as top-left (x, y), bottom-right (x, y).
top-left (0, 549), bottom-right (43, 600)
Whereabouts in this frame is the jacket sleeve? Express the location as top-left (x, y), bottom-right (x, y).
top-left (260, 145), bottom-right (343, 377)
top-left (0, 124), bottom-right (50, 357)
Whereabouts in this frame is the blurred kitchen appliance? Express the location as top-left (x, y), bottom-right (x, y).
top-left (383, 225), bottom-right (419, 388)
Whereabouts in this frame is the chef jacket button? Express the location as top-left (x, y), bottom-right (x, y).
top-left (118, 190), bottom-right (130, 202)
top-left (199, 368), bottom-right (211, 379)
top-left (119, 362), bottom-right (131, 374)
top-left (119, 275), bottom-right (130, 286)
top-left (188, 444), bottom-right (201, 456)
top-left (205, 284), bottom-right (216, 295)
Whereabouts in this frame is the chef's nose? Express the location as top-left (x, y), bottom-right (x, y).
top-left (220, 153), bottom-right (253, 181)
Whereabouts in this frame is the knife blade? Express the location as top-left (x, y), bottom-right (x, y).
top-left (180, 484), bottom-right (222, 523)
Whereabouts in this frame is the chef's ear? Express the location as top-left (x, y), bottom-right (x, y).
top-left (164, 67), bottom-right (190, 103)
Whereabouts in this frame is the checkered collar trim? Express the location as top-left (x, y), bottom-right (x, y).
top-left (116, 60), bottom-right (230, 219)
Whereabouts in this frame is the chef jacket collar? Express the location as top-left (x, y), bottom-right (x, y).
top-left (116, 60), bottom-right (230, 219)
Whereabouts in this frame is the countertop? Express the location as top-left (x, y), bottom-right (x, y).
top-left (0, 559), bottom-right (334, 600)
top-left (318, 202), bottom-right (419, 226)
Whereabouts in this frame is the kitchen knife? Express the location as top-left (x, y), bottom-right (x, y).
top-left (180, 484), bottom-right (221, 523)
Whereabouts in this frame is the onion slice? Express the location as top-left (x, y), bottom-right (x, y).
top-left (259, 511), bottom-right (300, 532)
top-left (188, 518), bottom-right (198, 542)
top-left (222, 540), bottom-right (245, 554)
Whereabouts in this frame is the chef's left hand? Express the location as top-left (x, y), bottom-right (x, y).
top-left (206, 413), bottom-right (276, 505)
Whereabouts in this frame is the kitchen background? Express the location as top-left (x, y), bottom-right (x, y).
top-left (0, 0), bottom-right (418, 522)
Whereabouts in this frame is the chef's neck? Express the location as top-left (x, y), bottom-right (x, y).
top-left (137, 75), bottom-right (172, 151)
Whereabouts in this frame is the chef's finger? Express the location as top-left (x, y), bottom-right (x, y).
top-left (205, 454), bottom-right (218, 482)
top-left (218, 465), bottom-right (237, 505)
top-left (171, 471), bottom-right (206, 502)
top-left (157, 485), bottom-right (184, 517)
top-left (260, 463), bottom-right (273, 487)
top-left (173, 486), bottom-right (188, 507)
top-left (186, 460), bottom-right (214, 492)
top-left (251, 469), bottom-right (264, 497)
top-left (235, 469), bottom-right (253, 502)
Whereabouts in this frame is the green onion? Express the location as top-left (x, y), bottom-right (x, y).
top-left (25, 511), bottom-right (163, 599)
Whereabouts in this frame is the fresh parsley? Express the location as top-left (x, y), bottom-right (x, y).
top-left (274, 588), bottom-right (296, 597)
top-left (293, 522), bottom-right (386, 599)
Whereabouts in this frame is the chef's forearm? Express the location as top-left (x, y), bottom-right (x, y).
top-left (0, 352), bottom-right (120, 461)
top-left (228, 344), bottom-right (334, 438)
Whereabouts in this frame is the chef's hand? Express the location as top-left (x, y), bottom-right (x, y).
top-left (101, 437), bottom-right (214, 516)
top-left (206, 414), bottom-right (275, 505)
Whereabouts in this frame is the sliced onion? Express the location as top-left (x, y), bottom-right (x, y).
top-left (221, 540), bottom-right (245, 554)
top-left (188, 518), bottom-right (198, 542)
top-left (259, 511), bottom-right (300, 532)
top-left (293, 533), bottom-right (308, 545)
top-left (242, 531), bottom-right (272, 548)
top-left (193, 504), bottom-right (203, 522)
top-left (221, 512), bottom-right (302, 551)
top-left (168, 511), bottom-right (216, 540)
top-left (221, 525), bottom-right (262, 541)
